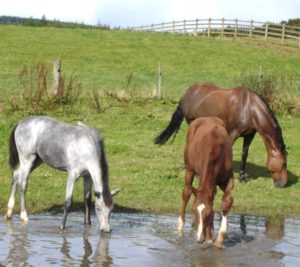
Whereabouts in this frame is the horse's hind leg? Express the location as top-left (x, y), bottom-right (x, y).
top-left (61, 172), bottom-right (78, 230)
top-left (4, 170), bottom-right (19, 220)
top-left (178, 169), bottom-right (194, 233)
top-left (239, 132), bottom-right (256, 183)
top-left (18, 157), bottom-right (36, 222)
top-left (8, 155), bottom-right (35, 222)
top-left (83, 175), bottom-right (93, 225)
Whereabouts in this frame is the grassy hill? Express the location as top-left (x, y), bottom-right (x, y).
top-left (0, 25), bottom-right (300, 218)
top-left (1, 25), bottom-right (300, 99)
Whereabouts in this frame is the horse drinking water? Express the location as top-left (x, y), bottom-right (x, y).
top-left (155, 82), bottom-right (287, 187)
top-left (178, 117), bottom-right (234, 247)
top-left (4, 116), bottom-right (120, 232)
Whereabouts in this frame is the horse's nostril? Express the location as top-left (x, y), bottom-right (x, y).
top-left (274, 180), bottom-right (285, 188)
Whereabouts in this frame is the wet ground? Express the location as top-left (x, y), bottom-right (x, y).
top-left (0, 212), bottom-right (299, 266)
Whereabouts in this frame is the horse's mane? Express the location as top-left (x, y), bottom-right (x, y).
top-left (253, 92), bottom-right (287, 156)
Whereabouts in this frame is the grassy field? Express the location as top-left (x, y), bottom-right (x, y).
top-left (1, 25), bottom-right (300, 98)
top-left (0, 25), bottom-right (300, 219)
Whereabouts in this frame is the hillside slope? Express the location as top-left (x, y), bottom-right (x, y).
top-left (0, 25), bottom-right (299, 98)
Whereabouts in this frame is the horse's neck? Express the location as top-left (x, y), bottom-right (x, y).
top-left (255, 106), bottom-right (281, 152)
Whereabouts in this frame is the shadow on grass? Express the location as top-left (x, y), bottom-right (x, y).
top-left (233, 160), bottom-right (298, 187)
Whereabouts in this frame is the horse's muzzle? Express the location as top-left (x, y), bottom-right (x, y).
top-left (274, 180), bottom-right (286, 188)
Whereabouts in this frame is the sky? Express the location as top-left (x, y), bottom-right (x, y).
top-left (1, 0), bottom-right (300, 28)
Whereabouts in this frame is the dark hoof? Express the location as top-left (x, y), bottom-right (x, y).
top-left (100, 228), bottom-right (112, 234)
top-left (239, 178), bottom-right (247, 184)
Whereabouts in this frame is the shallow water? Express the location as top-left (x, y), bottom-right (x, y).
top-left (0, 212), bottom-right (299, 266)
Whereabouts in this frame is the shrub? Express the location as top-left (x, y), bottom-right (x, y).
top-left (235, 71), bottom-right (299, 114)
top-left (7, 63), bottom-right (81, 113)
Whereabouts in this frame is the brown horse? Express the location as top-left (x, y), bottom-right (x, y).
top-left (177, 117), bottom-right (234, 247)
top-left (154, 82), bottom-right (287, 188)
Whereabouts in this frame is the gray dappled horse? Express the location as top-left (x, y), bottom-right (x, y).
top-left (4, 116), bottom-right (120, 232)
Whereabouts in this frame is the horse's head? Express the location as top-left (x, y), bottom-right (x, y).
top-left (192, 199), bottom-right (214, 242)
top-left (94, 188), bottom-right (121, 232)
top-left (94, 191), bottom-right (113, 233)
top-left (267, 150), bottom-right (288, 188)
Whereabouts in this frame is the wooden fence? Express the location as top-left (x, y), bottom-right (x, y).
top-left (132, 18), bottom-right (300, 48)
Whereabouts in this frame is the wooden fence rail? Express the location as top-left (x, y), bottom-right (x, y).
top-left (131, 18), bottom-right (300, 48)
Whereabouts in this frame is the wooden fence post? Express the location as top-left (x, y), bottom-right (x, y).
top-left (259, 66), bottom-right (263, 89)
top-left (208, 18), bottom-right (211, 37)
top-left (250, 20), bottom-right (253, 38)
top-left (53, 59), bottom-right (61, 94)
top-left (281, 23), bottom-right (285, 44)
top-left (265, 23), bottom-right (269, 40)
top-left (221, 18), bottom-right (225, 38)
top-left (172, 21), bottom-right (175, 34)
top-left (196, 18), bottom-right (199, 34)
top-left (161, 22), bottom-right (164, 33)
top-left (234, 19), bottom-right (238, 38)
top-left (157, 63), bottom-right (162, 98)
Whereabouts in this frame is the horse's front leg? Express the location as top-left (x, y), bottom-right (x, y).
top-left (239, 132), bottom-right (256, 183)
top-left (61, 172), bottom-right (77, 230)
top-left (215, 178), bottom-right (234, 248)
top-left (204, 212), bottom-right (214, 243)
top-left (178, 169), bottom-right (194, 233)
top-left (83, 175), bottom-right (93, 225)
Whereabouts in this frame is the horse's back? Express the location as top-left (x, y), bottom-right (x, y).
top-left (180, 83), bottom-right (255, 137)
top-left (185, 117), bottom-right (233, 177)
top-left (14, 116), bottom-right (101, 172)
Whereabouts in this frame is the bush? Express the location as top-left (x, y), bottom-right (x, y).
top-left (235, 71), bottom-right (299, 114)
top-left (7, 63), bottom-right (81, 113)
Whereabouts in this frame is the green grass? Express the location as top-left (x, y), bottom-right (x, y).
top-left (0, 25), bottom-right (300, 218)
top-left (0, 99), bottom-right (299, 217)
top-left (1, 25), bottom-right (300, 99)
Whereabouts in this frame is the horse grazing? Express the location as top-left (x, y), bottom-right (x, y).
top-left (154, 82), bottom-right (287, 188)
top-left (4, 116), bottom-right (120, 232)
top-left (177, 117), bottom-right (234, 248)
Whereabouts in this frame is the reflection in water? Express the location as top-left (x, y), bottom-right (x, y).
top-left (265, 216), bottom-right (284, 240)
top-left (93, 234), bottom-right (113, 267)
top-left (0, 221), bottom-right (30, 266)
top-left (0, 212), bottom-right (299, 266)
top-left (60, 227), bottom-right (113, 267)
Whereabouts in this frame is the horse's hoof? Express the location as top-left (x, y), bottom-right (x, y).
top-left (100, 228), bottom-right (112, 234)
top-left (4, 215), bottom-right (11, 221)
top-left (240, 179), bottom-right (246, 184)
top-left (20, 212), bottom-right (29, 223)
top-left (214, 242), bottom-right (224, 249)
top-left (177, 229), bottom-right (184, 237)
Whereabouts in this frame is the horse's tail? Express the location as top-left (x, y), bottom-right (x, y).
top-left (9, 124), bottom-right (19, 169)
top-left (154, 105), bottom-right (184, 145)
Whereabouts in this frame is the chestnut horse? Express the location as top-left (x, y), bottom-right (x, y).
top-left (177, 117), bottom-right (234, 247)
top-left (155, 83), bottom-right (287, 188)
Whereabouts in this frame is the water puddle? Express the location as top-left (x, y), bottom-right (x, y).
top-left (0, 212), bottom-right (299, 266)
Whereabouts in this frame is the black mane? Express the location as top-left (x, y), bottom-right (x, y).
top-left (256, 94), bottom-right (287, 156)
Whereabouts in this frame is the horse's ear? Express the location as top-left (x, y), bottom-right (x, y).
top-left (111, 188), bottom-right (122, 196)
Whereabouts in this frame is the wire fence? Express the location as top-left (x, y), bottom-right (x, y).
top-left (132, 18), bottom-right (300, 48)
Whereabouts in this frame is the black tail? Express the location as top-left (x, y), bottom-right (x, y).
top-left (9, 124), bottom-right (19, 169)
top-left (154, 105), bottom-right (184, 145)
